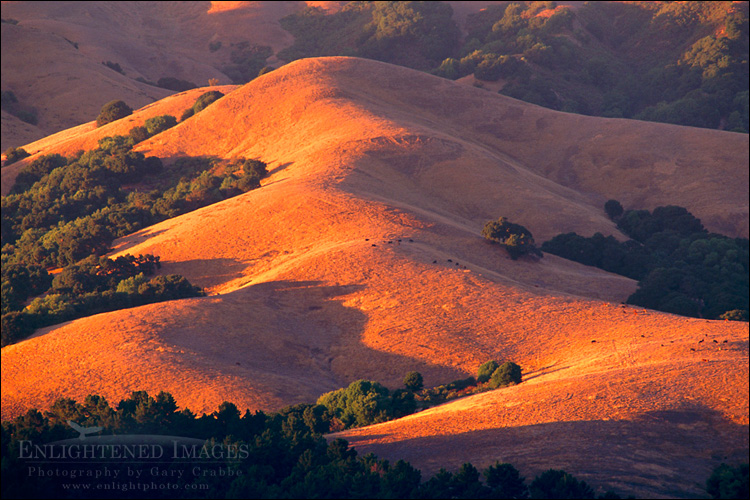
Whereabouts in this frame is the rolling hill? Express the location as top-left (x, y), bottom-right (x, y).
top-left (1, 56), bottom-right (748, 498)
top-left (0, 1), bottom-right (304, 149)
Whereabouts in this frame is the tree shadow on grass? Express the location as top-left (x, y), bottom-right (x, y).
top-left (522, 362), bottom-right (570, 381)
top-left (109, 227), bottom-right (170, 255)
top-left (155, 257), bottom-right (248, 291)
top-left (153, 279), bottom-right (468, 407)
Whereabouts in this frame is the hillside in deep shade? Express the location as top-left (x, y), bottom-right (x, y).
top-left (0, 1), bottom-right (302, 149)
top-left (1, 57), bottom-right (748, 498)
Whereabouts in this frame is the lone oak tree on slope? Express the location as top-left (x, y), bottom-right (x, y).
top-left (482, 217), bottom-right (542, 260)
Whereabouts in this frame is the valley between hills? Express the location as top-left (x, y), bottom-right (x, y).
top-left (1, 55), bottom-right (748, 498)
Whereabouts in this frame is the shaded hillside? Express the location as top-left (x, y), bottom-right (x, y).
top-left (334, 325), bottom-right (749, 499)
top-left (2, 57), bottom-right (747, 498)
top-left (0, 1), bottom-right (301, 149)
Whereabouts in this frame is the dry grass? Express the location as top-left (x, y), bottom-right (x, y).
top-left (1, 57), bottom-right (747, 498)
top-left (0, 1), bottom-right (303, 149)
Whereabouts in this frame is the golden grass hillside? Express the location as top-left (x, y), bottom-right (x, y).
top-left (1, 56), bottom-right (747, 498)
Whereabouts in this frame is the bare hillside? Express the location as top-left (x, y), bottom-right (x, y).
top-left (0, 1), bottom-right (301, 149)
top-left (1, 57), bottom-right (747, 498)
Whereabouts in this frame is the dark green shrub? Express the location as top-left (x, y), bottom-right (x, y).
top-left (136, 275), bottom-right (204, 302)
top-left (482, 217), bottom-right (542, 260)
top-left (488, 361), bottom-right (522, 389)
top-left (96, 100), bottom-right (132, 127)
top-left (98, 135), bottom-right (134, 154)
top-left (209, 40), bottom-right (222, 52)
top-left (604, 199), bottom-right (624, 220)
top-left (14, 109), bottom-right (38, 125)
top-left (1, 90), bottom-right (19, 107)
top-left (719, 309), bottom-right (749, 321)
top-left (12, 153), bottom-right (68, 193)
top-left (144, 115), bottom-right (177, 136)
top-left (156, 77), bottom-right (197, 92)
top-left (192, 91), bottom-right (224, 113)
top-left (706, 463), bottom-right (749, 499)
top-left (391, 388), bottom-right (417, 418)
top-left (128, 125), bottom-right (149, 143)
top-left (3, 147), bottom-right (30, 166)
top-left (242, 158), bottom-right (268, 178)
top-left (180, 107), bottom-right (195, 121)
top-left (102, 61), bottom-right (124, 74)
top-left (477, 360), bottom-right (500, 383)
top-left (484, 462), bottom-right (528, 498)
top-left (1, 90), bottom-right (37, 124)
top-left (317, 379), bottom-right (393, 428)
top-left (529, 469), bottom-right (595, 499)
top-left (181, 90), bottom-right (224, 121)
top-left (403, 371), bottom-right (424, 391)
top-left (1, 311), bottom-right (35, 347)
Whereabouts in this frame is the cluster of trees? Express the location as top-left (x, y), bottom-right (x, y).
top-left (315, 361), bottom-right (524, 432)
top-left (101, 60), bottom-right (124, 74)
top-left (2, 146), bottom-right (29, 166)
top-left (3, 388), bottom-right (740, 498)
top-left (477, 360), bottom-right (523, 388)
top-left (180, 90), bottom-right (225, 121)
top-left (155, 76), bottom-right (198, 92)
top-left (1, 123), bottom-right (270, 344)
top-left (707, 463), bottom-right (750, 499)
top-left (275, 1), bottom-right (748, 132)
top-left (317, 379), bottom-right (417, 429)
top-left (96, 99), bottom-right (132, 127)
top-left (458, 1), bottom-right (748, 131)
top-left (3, 383), bottom-right (635, 500)
top-left (278, 1), bottom-right (459, 71)
top-left (1, 254), bottom-right (204, 347)
top-left (222, 41), bottom-right (273, 84)
top-left (542, 202), bottom-right (749, 320)
top-left (482, 217), bottom-right (542, 260)
top-left (2, 133), bottom-right (266, 268)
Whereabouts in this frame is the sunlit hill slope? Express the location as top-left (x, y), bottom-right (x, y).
top-left (1, 57), bottom-right (748, 498)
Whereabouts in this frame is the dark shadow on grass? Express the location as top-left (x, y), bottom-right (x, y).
top-left (333, 404), bottom-right (748, 499)
top-left (109, 228), bottom-right (170, 255)
top-left (152, 279), bottom-right (468, 405)
top-left (522, 362), bottom-right (571, 381)
top-left (267, 161), bottom-right (293, 176)
top-left (155, 257), bottom-right (247, 290)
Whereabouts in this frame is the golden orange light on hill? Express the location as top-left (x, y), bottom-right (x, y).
top-left (1, 57), bottom-right (747, 498)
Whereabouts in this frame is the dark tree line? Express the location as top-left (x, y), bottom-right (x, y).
top-left (1, 254), bottom-right (204, 347)
top-left (3, 386), bottom-right (740, 499)
top-left (1, 386), bottom-right (632, 499)
top-left (542, 202), bottom-right (749, 320)
top-left (276, 1), bottom-right (748, 132)
top-left (1, 125), bottom-right (269, 345)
